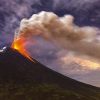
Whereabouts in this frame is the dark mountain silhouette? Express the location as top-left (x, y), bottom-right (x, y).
top-left (0, 47), bottom-right (99, 100)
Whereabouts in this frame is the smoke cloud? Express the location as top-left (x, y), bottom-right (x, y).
top-left (16, 11), bottom-right (100, 60)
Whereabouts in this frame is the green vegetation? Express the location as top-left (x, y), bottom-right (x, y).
top-left (0, 82), bottom-right (99, 100)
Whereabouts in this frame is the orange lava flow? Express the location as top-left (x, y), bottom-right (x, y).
top-left (11, 37), bottom-right (33, 61)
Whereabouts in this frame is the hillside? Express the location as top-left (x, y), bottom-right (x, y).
top-left (0, 47), bottom-right (99, 100)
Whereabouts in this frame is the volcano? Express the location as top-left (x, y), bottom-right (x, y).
top-left (0, 47), bottom-right (99, 100)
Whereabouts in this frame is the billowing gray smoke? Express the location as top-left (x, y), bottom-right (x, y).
top-left (15, 11), bottom-right (100, 59)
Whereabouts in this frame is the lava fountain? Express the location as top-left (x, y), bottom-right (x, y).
top-left (11, 36), bottom-right (33, 61)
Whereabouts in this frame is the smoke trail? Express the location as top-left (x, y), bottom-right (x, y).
top-left (15, 11), bottom-right (100, 59)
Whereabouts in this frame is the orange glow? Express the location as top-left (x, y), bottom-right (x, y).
top-left (73, 57), bottom-right (100, 70)
top-left (62, 56), bottom-right (100, 70)
top-left (11, 37), bottom-right (33, 61)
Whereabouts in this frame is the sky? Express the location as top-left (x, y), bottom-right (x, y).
top-left (0, 0), bottom-right (100, 87)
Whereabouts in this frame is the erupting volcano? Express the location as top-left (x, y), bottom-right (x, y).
top-left (0, 11), bottom-right (100, 99)
top-left (11, 36), bottom-right (33, 61)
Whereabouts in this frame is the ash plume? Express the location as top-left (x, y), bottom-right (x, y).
top-left (15, 11), bottom-right (100, 59)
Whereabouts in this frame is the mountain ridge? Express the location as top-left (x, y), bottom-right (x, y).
top-left (0, 47), bottom-right (99, 100)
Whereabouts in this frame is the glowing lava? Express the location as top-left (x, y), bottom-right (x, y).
top-left (11, 37), bottom-right (33, 61)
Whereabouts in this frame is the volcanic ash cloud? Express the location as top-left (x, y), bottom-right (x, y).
top-left (15, 11), bottom-right (100, 59)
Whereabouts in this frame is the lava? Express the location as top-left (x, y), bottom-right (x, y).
top-left (11, 37), bottom-right (33, 61)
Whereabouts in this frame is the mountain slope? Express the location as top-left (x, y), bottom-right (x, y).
top-left (0, 47), bottom-right (99, 100)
